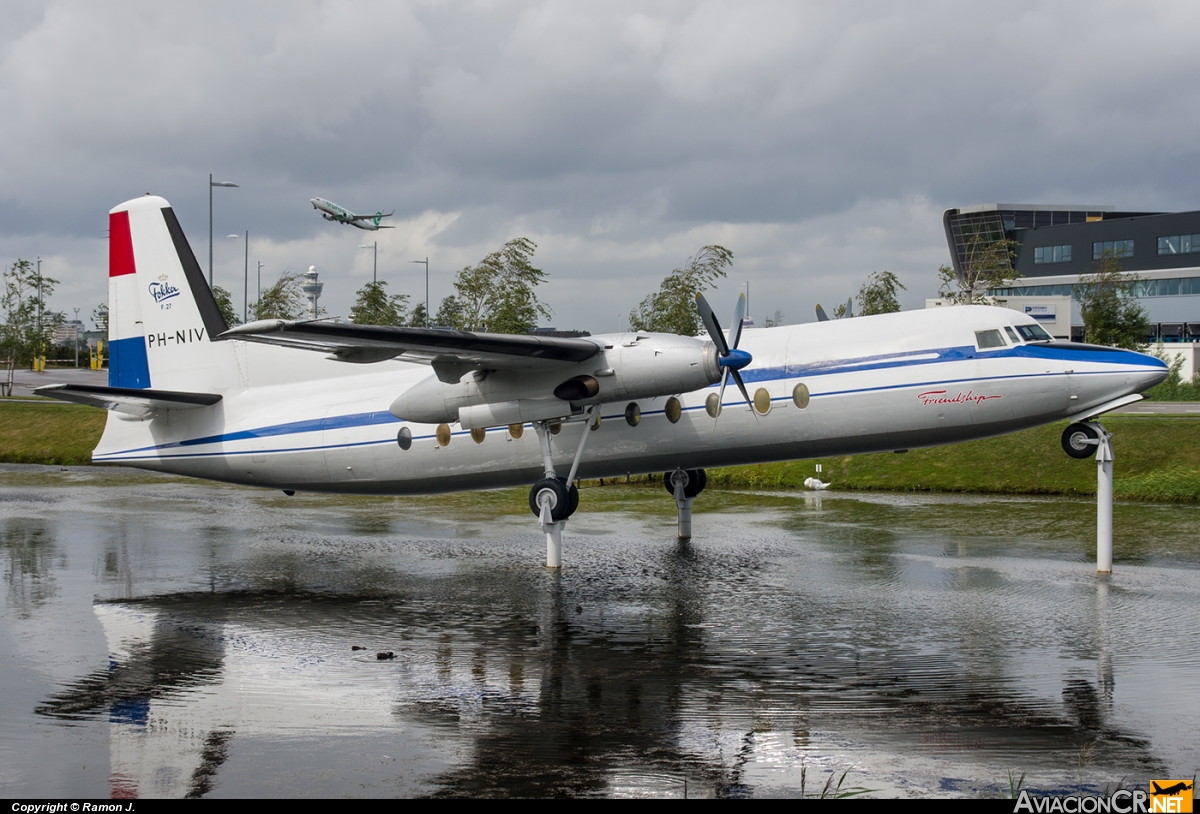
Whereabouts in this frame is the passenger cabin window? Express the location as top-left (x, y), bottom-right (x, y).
top-left (1004, 326), bottom-right (1020, 343)
top-left (975, 329), bottom-right (1006, 349)
top-left (1016, 324), bottom-right (1052, 342)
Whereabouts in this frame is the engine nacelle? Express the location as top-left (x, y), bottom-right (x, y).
top-left (390, 333), bottom-right (721, 428)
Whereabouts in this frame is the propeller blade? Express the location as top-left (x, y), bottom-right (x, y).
top-left (695, 292), bottom-right (729, 356)
top-left (816, 304), bottom-right (829, 322)
top-left (730, 368), bottom-right (753, 411)
top-left (846, 297), bottom-right (853, 318)
top-left (730, 293), bottom-right (746, 350)
top-left (712, 370), bottom-right (729, 430)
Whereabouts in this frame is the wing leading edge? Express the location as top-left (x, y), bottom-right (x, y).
top-left (221, 320), bottom-right (602, 383)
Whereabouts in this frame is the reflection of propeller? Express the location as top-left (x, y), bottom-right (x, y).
top-left (696, 292), bottom-right (754, 423)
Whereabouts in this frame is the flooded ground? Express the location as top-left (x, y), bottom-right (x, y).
top-left (1, 464), bottom-right (1198, 799)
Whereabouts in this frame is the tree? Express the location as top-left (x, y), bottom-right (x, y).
top-left (408, 301), bottom-right (429, 328)
top-left (764, 309), bottom-right (785, 328)
top-left (250, 271), bottom-right (308, 321)
top-left (92, 302), bottom-right (108, 334)
top-left (937, 232), bottom-right (1019, 305)
top-left (0, 259), bottom-right (60, 393)
top-left (349, 280), bottom-right (408, 326)
top-left (1078, 253), bottom-right (1150, 349)
top-left (856, 271), bottom-right (905, 315)
top-left (212, 285), bottom-right (239, 327)
top-left (628, 245), bottom-right (733, 336)
top-left (446, 238), bottom-right (550, 334)
top-left (433, 295), bottom-right (465, 329)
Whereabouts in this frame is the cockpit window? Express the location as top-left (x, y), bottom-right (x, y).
top-left (975, 329), bottom-right (1006, 349)
top-left (1016, 324), bottom-right (1053, 342)
top-left (1004, 326), bottom-right (1020, 343)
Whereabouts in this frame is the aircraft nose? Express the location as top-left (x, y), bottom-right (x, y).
top-left (1127, 348), bottom-right (1169, 391)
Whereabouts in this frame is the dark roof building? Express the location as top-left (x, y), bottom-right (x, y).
top-left (942, 204), bottom-right (1200, 341)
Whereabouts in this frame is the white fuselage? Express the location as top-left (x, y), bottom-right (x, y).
top-left (92, 306), bottom-right (1167, 495)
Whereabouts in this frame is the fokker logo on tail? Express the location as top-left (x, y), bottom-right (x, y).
top-left (149, 274), bottom-right (180, 305)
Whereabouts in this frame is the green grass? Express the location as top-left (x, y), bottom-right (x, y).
top-left (0, 401), bottom-right (107, 465)
top-left (697, 416), bottom-right (1200, 501)
top-left (2, 401), bottom-right (1198, 501)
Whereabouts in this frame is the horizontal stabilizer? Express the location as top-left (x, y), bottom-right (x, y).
top-left (222, 320), bottom-right (601, 380)
top-left (35, 384), bottom-right (221, 418)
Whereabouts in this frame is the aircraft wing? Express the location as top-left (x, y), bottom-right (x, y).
top-left (347, 210), bottom-right (393, 222)
top-left (35, 384), bottom-right (222, 418)
top-left (222, 320), bottom-right (602, 382)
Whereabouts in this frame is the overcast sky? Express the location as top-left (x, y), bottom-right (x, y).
top-left (2, 1), bottom-right (1198, 333)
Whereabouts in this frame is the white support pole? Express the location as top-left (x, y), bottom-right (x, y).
top-left (541, 501), bottom-right (564, 569)
top-left (1095, 425), bottom-right (1113, 574)
top-left (672, 470), bottom-right (695, 540)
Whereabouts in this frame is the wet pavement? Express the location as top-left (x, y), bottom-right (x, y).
top-left (1, 464), bottom-right (1198, 798)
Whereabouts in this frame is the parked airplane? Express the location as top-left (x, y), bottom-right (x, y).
top-left (39, 195), bottom-right (1168, 565)
top-left (309, 197), bottom-right (394, 230)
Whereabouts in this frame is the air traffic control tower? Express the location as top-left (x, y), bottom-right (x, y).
top-left (943, 204), bottom-right (1200, 343)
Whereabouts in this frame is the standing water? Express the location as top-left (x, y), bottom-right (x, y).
top-left (1, 465), bottom-right (1197, 798)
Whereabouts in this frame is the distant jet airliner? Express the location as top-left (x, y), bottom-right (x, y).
top-left (310, 197), bottom-right (394, 230)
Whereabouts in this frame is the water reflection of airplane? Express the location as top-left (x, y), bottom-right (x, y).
top-left (36, 575), bottom-right (1157, 799)
top-left (37, 196), bottom-right (1167, 564)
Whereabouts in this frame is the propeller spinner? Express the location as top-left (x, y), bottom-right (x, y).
top-left (695, 292), bottom-right (754, 423)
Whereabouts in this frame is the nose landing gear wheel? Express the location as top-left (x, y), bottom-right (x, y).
top-left (1062, 422), bottom-right (1100, 459)
top-left (663, 468), bottom-right (707, 498)
top-left (529, 476), bottom-right (579, 521)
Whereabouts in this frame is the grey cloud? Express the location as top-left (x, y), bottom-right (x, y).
top-left (2, 1), bottom-right (1199, 331)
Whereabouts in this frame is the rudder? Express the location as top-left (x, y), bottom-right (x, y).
top-left (108, 196), bottom-right (229, 392)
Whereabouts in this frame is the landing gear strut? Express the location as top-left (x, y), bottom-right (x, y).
top-left (665, 468), bottom-right (706, 539)
top-left (529, 406), bottom-right (597, 568)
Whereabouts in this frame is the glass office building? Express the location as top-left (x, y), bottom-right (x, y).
top-left (943, 204), bottom-right (1200, 341)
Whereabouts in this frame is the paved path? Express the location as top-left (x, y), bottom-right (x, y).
top-left (1111, 401), bottom-right (1200, 415)
top-left (5, 367), bottom-right (108, 398)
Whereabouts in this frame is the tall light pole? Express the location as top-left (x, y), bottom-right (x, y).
top-left (359, 242), bottom-right (377, 284)
top-left (227, 233), bottom-right (248, 322)
top-left (36, 257), bottom-right (42, 370)
top-left (209, 174), bottom-right (239, 287)
top-left (257, 261), bottom-right (264, 305)
top-left (411, 257), bottom-right (429, 325)
top-left (73, 307), bottom-right (80, 368)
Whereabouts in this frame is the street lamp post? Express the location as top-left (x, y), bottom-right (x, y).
top-left (36, 257), bottom-right (42, 371)
top-left (209, 174), bottom-right (239, 288)
top-left (257, 261), bottom-right (264, 305)
top-left (359, 242), bottom-right (378, 284)
top-left (227, 232), bottom-right (249, 323)
top-left (411, 257), bottom-right (429, 325)
top-left (73, 307), bottom-right (80, 368)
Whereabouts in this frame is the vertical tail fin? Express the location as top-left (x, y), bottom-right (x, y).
top-left (108, 196), bottom-right (229, 391)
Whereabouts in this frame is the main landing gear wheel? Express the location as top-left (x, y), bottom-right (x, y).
top-left (1062, 422), bottom-right (1100, 459)
top-left (663, 468), bottom-right (707, 498)
top-left (529, 476), bottom-right (579, 522)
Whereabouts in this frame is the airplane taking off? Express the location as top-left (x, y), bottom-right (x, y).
top-left (39, 196), bottom-right (1168, 566)
top-left (310, 197), bottom-right (394, 230)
